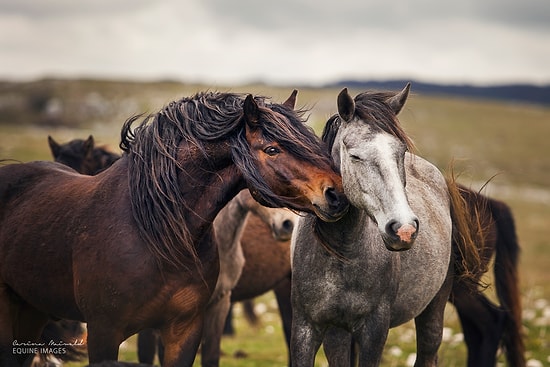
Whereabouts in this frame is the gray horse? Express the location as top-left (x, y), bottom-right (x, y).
top-left (291, 84), bottom-right (480, 366)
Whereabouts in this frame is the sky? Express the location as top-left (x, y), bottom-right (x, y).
top-left (1, 0), bottom-right (549, 87)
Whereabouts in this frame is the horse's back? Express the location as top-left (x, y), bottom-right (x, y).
top-left (0, 162), bottom-right (146, 320)
top-left (1, 158), bottom-right (78, 181)
top-left (0, 160), bottom-right (78, 209)
top-left (389, 153), bottom-right (453, 326)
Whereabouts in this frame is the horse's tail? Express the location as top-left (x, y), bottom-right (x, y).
top-left (446, 177), bottom-right (486, 287)
top-left (37, 320), bottom-right (87, 364)
top-left (489, 198), bottom-right (525, 367)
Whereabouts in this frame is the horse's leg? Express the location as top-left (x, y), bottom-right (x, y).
top-left (0, 292), bottom-right (49, 367)
top-left (353, 311), bottom-right (391, 367)
top-left (160, 314), bottom-right (204, 367)
top-left (137, 329), bottom-right (158, 364)
top-left (201, 292), bottom-right (232, 367)
top-left (290, 312), bottom-right (323, 367)
top-left (322, 327), bottom-right (352, 367)
top-left (86, 322), bottom-right (123, 364)
top-left (450, 283), bottom-right (505, 367)
top-left (222, 304), bottom-right (235, 336)
top-left (273, 275), bottom-right (292, 364)
top-left (413, 267), bottom-right (453, 367)
top-left (0, 287), bottom-right (19, 367)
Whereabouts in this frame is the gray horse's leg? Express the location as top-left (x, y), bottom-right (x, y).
top-left (413, 267), bottom-right (453, 367)
top-left (290, 312), bottom-right (323, 367)
top-left (354, 311), bottom-right (391, 367)
top-left (323, 327), bottom-right (352, 367)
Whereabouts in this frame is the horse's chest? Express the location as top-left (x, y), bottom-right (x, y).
top-left (304, 258), bottom-right (397, 326)
top-left (390, 237), bottom-right (451, 325)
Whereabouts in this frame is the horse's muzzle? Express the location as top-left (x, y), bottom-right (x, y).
top-left (313, 187), bottom-right (350, 222)
top-left (383, 219), bottom-right (419, 251)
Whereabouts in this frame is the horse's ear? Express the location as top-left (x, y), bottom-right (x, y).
top-left (386, 82), bottom-right (411, 115)
top-left (243, 94), bottom-right (260, 127)
top-left (282, 89), bottom-right (298, 110)
top-left (337, 88), bottom-right (355, 122)
top-left (83, 135), bottom-right (95, 155)
top-left (48, 136), bottom-right (60, 158)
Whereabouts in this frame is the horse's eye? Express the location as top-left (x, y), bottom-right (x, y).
top-left (349, 153), bottom-right (362, 162)
top-left (264, 146), bottom-right (280, 156)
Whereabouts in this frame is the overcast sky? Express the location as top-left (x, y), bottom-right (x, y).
top-left (1, 0), bottom-right (549, 86)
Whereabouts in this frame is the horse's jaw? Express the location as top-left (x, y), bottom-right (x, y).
top-left (312, 191), bottom-right (350, 222)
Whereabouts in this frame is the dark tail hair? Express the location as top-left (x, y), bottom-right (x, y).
top-left (489, 199), bottom-right (525, 367)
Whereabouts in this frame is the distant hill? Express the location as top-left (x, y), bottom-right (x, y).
top-left (326, 80), bottom-right (550, 106)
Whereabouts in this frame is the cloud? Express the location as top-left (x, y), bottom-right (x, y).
top-left (0, 0), bottom-right (548, 85)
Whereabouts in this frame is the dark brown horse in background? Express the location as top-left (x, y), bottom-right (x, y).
top-left (0, 91), bottom-right (349, 367)
top-left (449, 185), bottom-right (524, 367)
top-left (48, 135), bottom-right (119, 175)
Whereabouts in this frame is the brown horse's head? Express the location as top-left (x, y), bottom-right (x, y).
top-left (48, 135), bottom-right (120, 175)
top-left (240, 92), bottom-right (349, 222)
top-left (48, 135), bottom-right (95, 174)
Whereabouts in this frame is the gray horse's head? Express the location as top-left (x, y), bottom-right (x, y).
top-left (331, 84), bottom-right (419, 251)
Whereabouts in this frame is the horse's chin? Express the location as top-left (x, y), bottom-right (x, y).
top-left (383, 237), bottom-right (415, 251)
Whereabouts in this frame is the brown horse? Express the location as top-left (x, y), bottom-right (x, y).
top-left (48, 135), bottom-right (120, 175)
top-left (0, 91), bottom-right (349, 367)
top-left (48, 134), bottom-right (296, 367)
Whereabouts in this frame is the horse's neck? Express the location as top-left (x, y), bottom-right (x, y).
top-left (213, 196), bottom-right (250, 253)
top-left (177, 142), bottom-right (246, 241)
top-left (315, 205), bottom-right (373, 256)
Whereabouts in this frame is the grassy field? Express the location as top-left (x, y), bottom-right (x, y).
top-left (0, 79), bottom-right (549, 366)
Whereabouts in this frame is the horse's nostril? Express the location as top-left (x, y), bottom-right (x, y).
top-left (413, 218), bottom-right (420, 233)
top-left (282, 219), bottom-right (294, 233)
top-left (386, 220), bottom-right (400, 237)
top-left (324, 187), bottom-right (340, 208)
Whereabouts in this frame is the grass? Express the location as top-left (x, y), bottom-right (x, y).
top-left (1, 79), bottom-right (549, 366)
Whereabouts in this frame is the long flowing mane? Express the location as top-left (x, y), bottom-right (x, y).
top-left (119, 91), bottom-right (332, 270)
top-left (321, 91), bottom-right (414, 151)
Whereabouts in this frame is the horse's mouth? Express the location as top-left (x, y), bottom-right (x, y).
top-left (382, 236), bottom-right (416, 251)
top-left (313, 203), bottom-right (349, 223)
